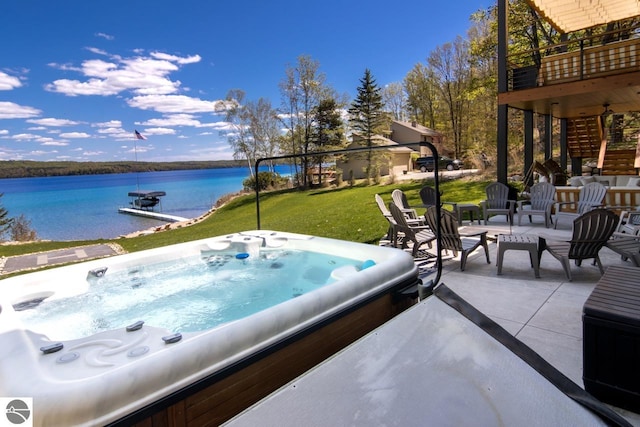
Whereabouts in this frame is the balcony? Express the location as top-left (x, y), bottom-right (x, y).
top-left (499, 24), bottom-right (640, 119)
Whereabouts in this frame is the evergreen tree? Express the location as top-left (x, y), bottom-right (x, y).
top-left (348, 69), bottom-right (386, 181)
top-left (0, 193), bottom-right (13, 238)
top-left (312, 97), bottom-right (345, 185)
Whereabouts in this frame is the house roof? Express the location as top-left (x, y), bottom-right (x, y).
top-left (526, 0), bottom-right (640, 33)
top-left (350, 134), bottom-right (414, 153)
top-left (392, 120), bottom-right (443, 137)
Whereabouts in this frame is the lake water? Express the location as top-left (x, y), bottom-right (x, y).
top-left (0, 166), bottom-right (288, 241)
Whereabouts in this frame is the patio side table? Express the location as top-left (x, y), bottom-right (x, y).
top-left (456, 203), bottom-right (481, 225)
top-left (496, 234), bottom-right (540, 278)
top-left (583, 265), bottom-right (640, 412)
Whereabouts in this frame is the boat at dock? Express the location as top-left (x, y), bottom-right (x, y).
top-left (126, 190), bottom-right (165, 210)
top-left (118, 190), bottom-right (188, 223)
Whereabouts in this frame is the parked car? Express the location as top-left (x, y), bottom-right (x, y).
top-left (416, 156), bottom-right (463, 172)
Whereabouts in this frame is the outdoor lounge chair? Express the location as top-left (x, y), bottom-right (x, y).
top-left (539, 208), bottom-right (619, 281)
top-left (517, 181), bottom-right (556, 228)
top-left (605, 233), bottom-right (640, 267)
top-left (375, 194), bottom-right (422, 247)
top-left (389, 202), bottom-right (435, 257)
top-left (424, 206), bottom-right (490, 271)
top-left (553, 182), bottom-right (606, 229)
top-left (479, 182), bottom-right (515, 225)
top-left (614, 210), bottom-right (640, 236)
top-left (418, 186), bottom-right (457, 209)
top-left (391, 189), bottom-right (421, 221)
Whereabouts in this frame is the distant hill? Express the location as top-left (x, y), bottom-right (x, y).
top-left (0, 160), bottom-right (247, 179)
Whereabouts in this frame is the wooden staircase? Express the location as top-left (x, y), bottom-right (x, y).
top-left (566, 116), bottom-right (639, 175)
top-left (566, 117), bottom-right (601, 159)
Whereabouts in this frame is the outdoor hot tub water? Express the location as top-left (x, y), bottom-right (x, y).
top-left (0, 230), bottom-right (418, 426)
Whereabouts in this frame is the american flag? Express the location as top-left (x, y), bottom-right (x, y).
top-left (134, 130), bottom-right (147, 140)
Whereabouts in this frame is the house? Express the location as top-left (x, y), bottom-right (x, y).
top-left (390, 121), bottom-right (449, 157)
top-left (497, 0), bottom-right (640, 185)
top-left (336, 134), bottom-right (414, 180)
top-left (336, 120), bottom-right (447, 179)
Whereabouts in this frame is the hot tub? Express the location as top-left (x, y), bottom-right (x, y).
top-left (0, 230), bottom-right (419, 426)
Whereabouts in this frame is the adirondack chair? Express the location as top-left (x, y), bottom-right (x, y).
top-left (391, 189), bottom-right (420, 221)
top-left (418, 185), bottom-right (458, 210)
top-left (375, 194), bottom-right (422, 246)
top-left (389, 202), bottom-right (435, 257)
top-left (553, 182), bottom-right (606, 229)
top-left (517, 182), bottom-right (556, 228)
top-left (424, 206), bottom-right (490, 271)
top-left (539, 208), bottom-right (619, 281)
top-left (479, 182), bottom-right (516, 225)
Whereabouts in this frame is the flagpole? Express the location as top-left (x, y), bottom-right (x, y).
top-left (134, 137), bottom-right (140, 192)
top-left (133, 130), bottom-right (143, 192)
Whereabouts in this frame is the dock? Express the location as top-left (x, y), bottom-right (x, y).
top-left (118, 207), bottom-right (188, 223)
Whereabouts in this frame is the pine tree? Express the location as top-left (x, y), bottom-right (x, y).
top-left (312, 97), bottom-right (345, 185)
top-left (348, 69), bottom-right (386, 181)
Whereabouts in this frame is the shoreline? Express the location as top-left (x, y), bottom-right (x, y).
top-left (118, 189), bottom-right (250, 238)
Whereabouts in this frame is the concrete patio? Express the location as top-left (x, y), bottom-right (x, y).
top-left (420, 214), bottom-right (640, 425)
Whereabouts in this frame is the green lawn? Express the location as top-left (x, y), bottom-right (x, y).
top-left (0, 176), bottom-right (495, 257)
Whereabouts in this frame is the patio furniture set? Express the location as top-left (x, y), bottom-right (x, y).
top-left (376, 181), bottom-right (640, 280)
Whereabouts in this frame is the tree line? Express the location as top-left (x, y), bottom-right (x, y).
top-left (0, 160), bottom-right (246, 179)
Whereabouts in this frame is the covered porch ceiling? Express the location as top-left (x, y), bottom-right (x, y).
top-left (526, 0), bottom-right (640, 33)
top-left (499, 72), bottom-right (640, 119)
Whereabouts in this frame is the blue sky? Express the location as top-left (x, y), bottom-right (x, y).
top-left (0, 0), bottom-right (494, 162)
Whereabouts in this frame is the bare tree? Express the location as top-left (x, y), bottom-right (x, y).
top-left (279, 55), bottom-right (330, 188)
top-left (428, 36), bottom-right (472, 158)
top-left (245, 97), bottom-right (281, 172)
top-left (382, 82), bottom-right (407, 121)
top-left (221, 89), bottom-right (256, 176)
top-left (403, 63), bottom-right (438, 128)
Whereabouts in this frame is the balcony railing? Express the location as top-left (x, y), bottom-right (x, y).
top-left (507, 24), bottom-right (640, 91)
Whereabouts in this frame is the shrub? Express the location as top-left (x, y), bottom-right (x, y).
top-left (243, 171), bottom-right (287, 192)
top-left (10, 214), bottom-right (38, 242)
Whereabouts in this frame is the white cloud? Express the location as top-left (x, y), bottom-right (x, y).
top-left (86, 47), bottom-right (109, 56)
top-left (83, 150), bottom-right (105, 156)
top-left (11, 133), bottom-right (40, 141)
top-left (128, 94), bottom-right (224, 114)
top-left (0, 129), bottom-right (8, 135)
top-left (45, 51), bottom-right (200, 97)
top-left (0, 102), bottom-right (41, 119)
top-left (26, 118), bottom-right (80, 127)
top-left (59, 132), bottom-right (90, 138)
top-left (139, 113), bottom-right (201, 127)
top-left (95, 33), bottom-right (114, 41)
top-left (151, 52), bottom-right (201, 65)
top-left (94, 120), bottom-right (122, 128)
top-left (28, 150), bottom-right (49, 156)
top-left (41, 140), bottom-right (69, 146)
top-left (144, 127), bottom-right (176, 135)
top-left (0, 71), bottom-right (22, 90)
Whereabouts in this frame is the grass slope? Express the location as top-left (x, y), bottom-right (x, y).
top-left (0, 176), bottom-right (494, 257)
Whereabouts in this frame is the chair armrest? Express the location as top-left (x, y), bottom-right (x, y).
top-left (516, 200), bottom-right (531, 209)
top-left (409, 224), bottom-right (430, 230)
top-left (554, 201), bottom-right (577, 213)
top-left (611, 232), bottom-right (640, 240)
top-left (458, 229), bottom-right (487, 238)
